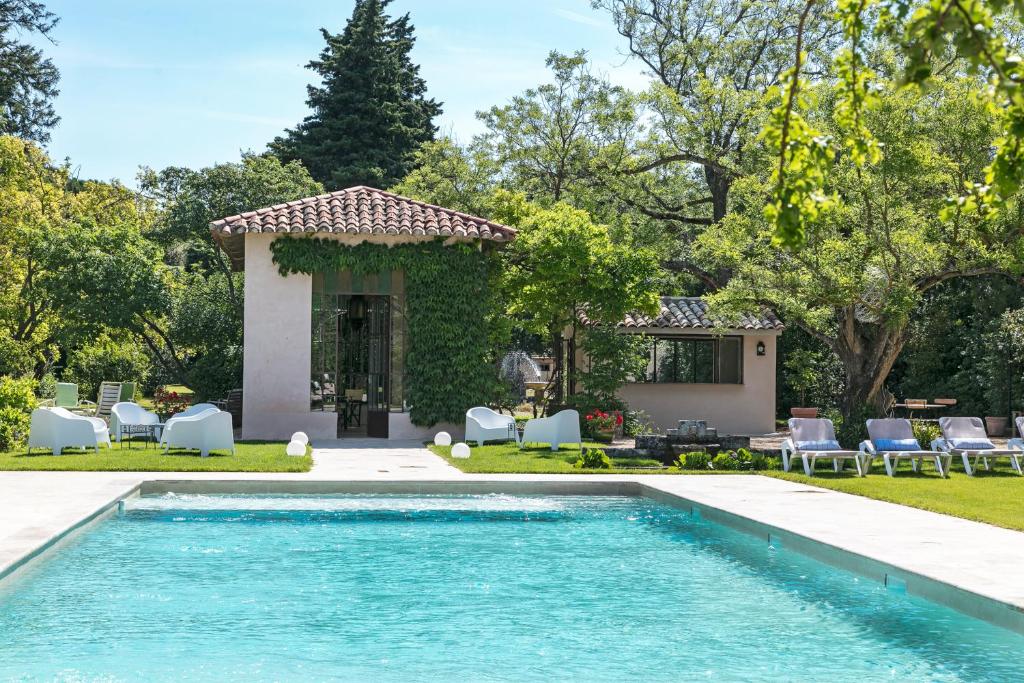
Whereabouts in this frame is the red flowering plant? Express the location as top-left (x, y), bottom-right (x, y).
top-left (585, 409), bottom-right (622, 433)
top-left (153, 387), bottom-right (192, 418)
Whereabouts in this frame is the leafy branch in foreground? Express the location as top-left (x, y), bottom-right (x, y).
top-left (766, 0), bottom-right (1023, 248)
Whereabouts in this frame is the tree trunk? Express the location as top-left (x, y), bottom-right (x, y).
top-left (830, 309), bottom-right (908, 419)
top-left (704, 166), bottom-right (732, 222)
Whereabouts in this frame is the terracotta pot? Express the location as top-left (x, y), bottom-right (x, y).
top-left (790, 407), bottom-right (818, 419)
top-left (985, 416), bottom-right (1008, 437)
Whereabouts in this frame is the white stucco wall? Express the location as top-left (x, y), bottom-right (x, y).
top-left (616, 330), bottom-right (779, 436)
top-left (242, 234), bottom-right (337, 440)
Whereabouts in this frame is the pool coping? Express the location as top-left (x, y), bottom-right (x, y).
top-left (3, 475), bottom-right (1023, 635)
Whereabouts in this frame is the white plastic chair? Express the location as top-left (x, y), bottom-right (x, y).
top-left (520, 409), bottom-right (582, 451)
top-left (781, 418), bottom-right (864, 476)
top-left (159, 404), bottom-right (219, 446)
top-left (28, 407), bottom-right (110, 454)
top-left (1009, 416), bottom-right (1024, 454)
top-left (465, 407), bottom-right (519, 447)
top-left (934, 416), bottom-right (1022, 475)
top-left (110, 402), bottom-right (161, 443)
top-left (161, 411), bottom-right (235, 457)
top-left (860, 418), bottom-right (951, 477)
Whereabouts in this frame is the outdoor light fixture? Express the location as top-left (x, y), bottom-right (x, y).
top-left (756, 341), bottom-right (766, 356)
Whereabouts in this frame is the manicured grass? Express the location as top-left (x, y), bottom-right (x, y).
top-left (430, 442), bottom-right (675, 474)
top-left (767, 461), bottom-right (1024, 531)
top-left (0, 440), bottom-right (312, 472)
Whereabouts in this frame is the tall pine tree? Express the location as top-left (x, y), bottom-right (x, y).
top-left (0, 1), bottom-right (61, 142)
top-left (270, 0), bottom-right (442, 190)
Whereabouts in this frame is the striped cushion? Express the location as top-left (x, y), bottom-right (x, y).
top-left (874, 438), bottom-right (921, 451)
top-left (949, 438), bottom-right (995, 450)
top-left (796, 440), bottom-right (841, 451)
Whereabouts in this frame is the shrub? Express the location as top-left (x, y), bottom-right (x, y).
top-left (0, 377), bottom-right (37, 451)
top-left (676, 450), bottom-right (711, 470)
top-left (911, 420), bottom-right (942, 448)
top-left (37, 372), bottom-right (57, 401)
top-left (712, 452), bottom-right (738, 470)
top-left (623, 409), bottom-right (658, 437)
top-left (574, 448), bottom-right (611, 469)
top-left (64, 332), bottom-right (149, 400)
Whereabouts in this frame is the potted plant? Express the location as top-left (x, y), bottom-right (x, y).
top-left (585, 410), bottom-right (621, 443)
top-left (153, 387), bottom-right (192, 421)
top-left (784, 350), bottom-right (820, 419)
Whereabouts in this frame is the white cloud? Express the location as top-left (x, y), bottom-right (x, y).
top-left (552, 7), bottom-right (607, 29)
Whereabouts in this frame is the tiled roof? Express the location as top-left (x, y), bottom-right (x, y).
top-left (209, 186), bottom-right (516, 242)
top-left (610, 296), bottom-right (783, 331)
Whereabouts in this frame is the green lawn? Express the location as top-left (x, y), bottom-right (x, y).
top-left (767, 461), bottom-right (1024, 531)
top-left (430, 442), bottom-right (676, 474)
top-left (0, 440), bottom-right (312, 472)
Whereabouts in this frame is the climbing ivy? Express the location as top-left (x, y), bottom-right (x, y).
top-left (270, 237), bottom-right (502, 426)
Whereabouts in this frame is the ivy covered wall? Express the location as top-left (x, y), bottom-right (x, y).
top-left (270, 237), bottom-right (502, 426)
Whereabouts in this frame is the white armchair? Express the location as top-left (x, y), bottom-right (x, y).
top-left (520, 409), bottom-right (582, 451)
top-left (161, 410), bottom-right (234, 457)
top-left (465, 407), bottom-right (519, 447)
top-left (28, 407), bottom-right (110, 454)
top-left (110, 401), bottom-right (161, 442)
top-left (159, 403), bottom-right (219, 446)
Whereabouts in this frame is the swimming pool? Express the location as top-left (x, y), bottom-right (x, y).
top-left (1, 493), bottom-right (1022, 681)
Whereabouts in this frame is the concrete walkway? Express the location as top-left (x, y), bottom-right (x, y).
top-left (3, 442), bottom-right (1024, 631)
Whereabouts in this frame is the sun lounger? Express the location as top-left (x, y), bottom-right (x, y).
top-left (934, 416), bottom-right (1022, 476)
top-left (860, 418), bottom-right (951, 477)
top-left (781, 418), bottom-right (864, 476)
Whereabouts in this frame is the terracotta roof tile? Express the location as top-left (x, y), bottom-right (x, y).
top-left (583, 296), bottom-right (783, 331)
top-left (209, 186), bottom-right (516, 242)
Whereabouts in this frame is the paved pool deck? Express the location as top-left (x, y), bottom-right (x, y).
top-left (3, 440), bottom-right (1024, 631)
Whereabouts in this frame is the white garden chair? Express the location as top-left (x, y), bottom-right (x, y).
top-left (781, 418), bottom-right (864, 476)
top-left (520, 409), bottom-right (582, 451)
top-left (28, 407), bottom-right (110, 455)
top-left (1009, 416), bottom-right (1024, 454)
top-left (934, 416), bottom-right (1022, 476)
top-left (158, 403), bottom-right (219, 447)
top-left (161, 410), bottom-right (234, 457)
top-left (465, 406), bottom-right (519, 447)
top-left (110, 402), bottom-right (161, 443)
top-left (860, 418), bottom-right (951, 477)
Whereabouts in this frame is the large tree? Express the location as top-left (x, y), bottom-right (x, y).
top-left (270, 0), bottom-right (442, 190)
top-left (0, 0), bottom-right (60, 142)
top-left (592, 0), bottom-right (838, 287)
top-left (697, 76), bottom-right (1024, 417)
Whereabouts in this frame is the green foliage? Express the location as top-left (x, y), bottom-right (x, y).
top-left (269, 0), bottom-right (442, 189)
top-left (63, 332), bottom-right (150, 401)
top-left (0, 1), bottom-right (60, 142)
top-left (778, 328), bottom-right (844, 416)
top-left (0, 376), bottom-right (36, 450)
top-left (701, 76), bottom-right (1023, 416)
top-left (982, 307), bottom-right (1024, 418)
top-left (271, 237), bottom-right (502, 426)
top-left (492, 192), bottom-right (661, 334)
top-left (711, 452), bottom-right (737, 471)
top-left (574, 448), bottom-right (612, 469)
top-left (676, 451), bottom-right (711, 470)
top-left (765, 0), bottom-right (1024, 246)
top-left (576, 326), bottom-right (650, 403)
top-left (623, 409), bottom-right (657, 437)
top-left (889, 276), bottom-right (1024, 417)
top-left (834, 403), bottom-right (877, 449)
top-left (911, 420), bottom-right (941, 448)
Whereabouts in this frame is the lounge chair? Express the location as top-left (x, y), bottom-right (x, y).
top-left (41, 382), bottom-right (89, 411)
top-left (860, 418), bottom-right (952, 477)
top-left (465, 406), bottom-right (519, 447)
top-left (1009, 416), bottom-right (1024, 453)
top-left (934, 416), bottom-right (1023, 476)
top-left (781, 418), bottom-right (864, 476)
top-left (110, 402), bottom-right (161, 443)
top-left (161, 410), bottom-right (234, 457)
top-left (158, 403), bottom-right (219, 446)
top-left (520, 409), bottom-right (581, 451)
top-left (28, 407), bottom-right (110, 454)
top-left (86, 381), bottom-right (122, 420)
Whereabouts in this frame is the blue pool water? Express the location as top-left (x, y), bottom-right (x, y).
top-left (1, 494), bottom-right (1023, 681)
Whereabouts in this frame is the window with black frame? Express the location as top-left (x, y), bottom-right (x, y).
top-left (642, 335), bottom-right (743, 384)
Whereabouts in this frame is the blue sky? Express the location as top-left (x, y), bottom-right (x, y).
top-left (31, 0), bottom-right (649, 184)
